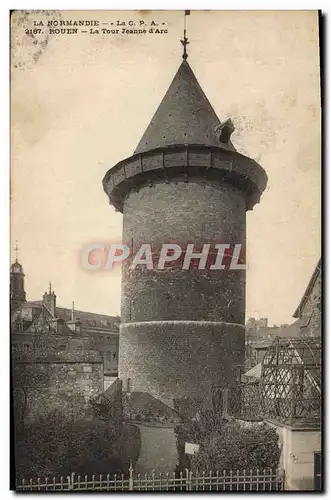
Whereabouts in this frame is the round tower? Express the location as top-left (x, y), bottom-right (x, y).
top-left (103, 60), bottom-right (267, 407)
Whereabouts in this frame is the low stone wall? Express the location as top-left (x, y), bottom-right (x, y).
top-left (13, 353), bottom-right (103, 423)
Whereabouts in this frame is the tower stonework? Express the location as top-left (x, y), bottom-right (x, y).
top-left (103, 60), bottom-right (267, 407)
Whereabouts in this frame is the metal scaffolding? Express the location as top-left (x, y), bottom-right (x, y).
top-left (260, 337), bottom-right (321, 425)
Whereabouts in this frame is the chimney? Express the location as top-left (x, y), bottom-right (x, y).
top-left (42, 281), bottom-right (56, 317)
top-left (66, 301), bottom-right (78, 332)
top-left (259, 317), bottom-right (268, 328)
top-left (71, 301), bottom-right (76, 322)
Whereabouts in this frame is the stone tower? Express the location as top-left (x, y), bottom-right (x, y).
top-left (103, 60), bottom-right (267, 407)
top-left (10, 259), bottom-right (26, 311)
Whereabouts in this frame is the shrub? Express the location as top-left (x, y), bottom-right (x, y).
top-left (190, 420), bottom-right (281, 472)
top-left (14, 411), bottom-right (140, 479)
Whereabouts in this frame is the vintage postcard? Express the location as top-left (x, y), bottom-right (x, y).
top-left (10, 10), bottom-right (321, 492)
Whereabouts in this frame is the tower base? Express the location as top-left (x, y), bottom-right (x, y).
top-left (119, 321), bottom-right (245, 407)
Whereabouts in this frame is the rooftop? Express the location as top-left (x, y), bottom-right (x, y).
top-left (134, 60), bottom-right (236, 154)
top-left (15, 301), bottom-right (120, 332)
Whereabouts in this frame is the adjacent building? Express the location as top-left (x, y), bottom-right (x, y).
top-left (245, 259), bottom-right (321, 371)
top-left (242, 259), bottom-right (322, 490)
top-left (10, 255), bottom-right (120, 424)
top-left (293, 258), bottom-right (321, 338)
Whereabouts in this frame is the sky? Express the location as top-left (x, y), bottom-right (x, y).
top-left (11, 10), bottom-right (321, 325)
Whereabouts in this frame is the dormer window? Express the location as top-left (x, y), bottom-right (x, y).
top-left (214, 118), bottom-right (235, 144)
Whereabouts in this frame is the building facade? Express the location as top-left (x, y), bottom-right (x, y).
top-left (10, 257), bottom-right (120, 417)
top-left (293, 259), bottom-right (321, 338)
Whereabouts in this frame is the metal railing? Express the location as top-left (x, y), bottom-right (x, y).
top-left (16, 465), bottom-right (285, 491)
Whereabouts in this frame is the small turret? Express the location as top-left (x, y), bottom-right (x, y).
top-left (10, 241), bottom-right (26, 311)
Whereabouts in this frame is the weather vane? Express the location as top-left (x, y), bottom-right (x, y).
top-left (180, 10), bottom-right (190, 60)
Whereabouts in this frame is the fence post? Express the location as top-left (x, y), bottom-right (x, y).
top-left (129, 461), bottom-right (134, 491)
top-left (185, 468), bottom-right (191, 491)
top-left (279, 468), bottom-right (285, 491)
top-left (67, 475), bottom-right (72, 491)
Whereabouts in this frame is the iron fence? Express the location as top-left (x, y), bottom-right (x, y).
top-left (16, 466), bottom-right (285, 491)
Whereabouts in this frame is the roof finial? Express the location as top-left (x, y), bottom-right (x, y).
top-left (14, 240), bottom-right (19, 263)
top-left (49, 281), bottom-right (52, 293)
top-left (180, 10), bottom-right (190, 60)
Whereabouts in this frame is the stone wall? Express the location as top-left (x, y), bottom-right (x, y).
top-left (118, 178), bottom-right (247, 404)
top-left (121, 181), bottom-right (246, 324)
top-left (13, 353), bottom-right (103, 423)
top-left (300, 272), bottom-right (321, 338)
top-left (120, 321), bottom-right (244, 407)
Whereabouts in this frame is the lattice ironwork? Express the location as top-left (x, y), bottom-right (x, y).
top-left (260, 337), bottom-right (321, 424)
top-left (228, 383), bottom-right (263, 421)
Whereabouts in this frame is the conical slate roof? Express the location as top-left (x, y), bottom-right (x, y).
top-left (134, 60), bottom-right (235, 154)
